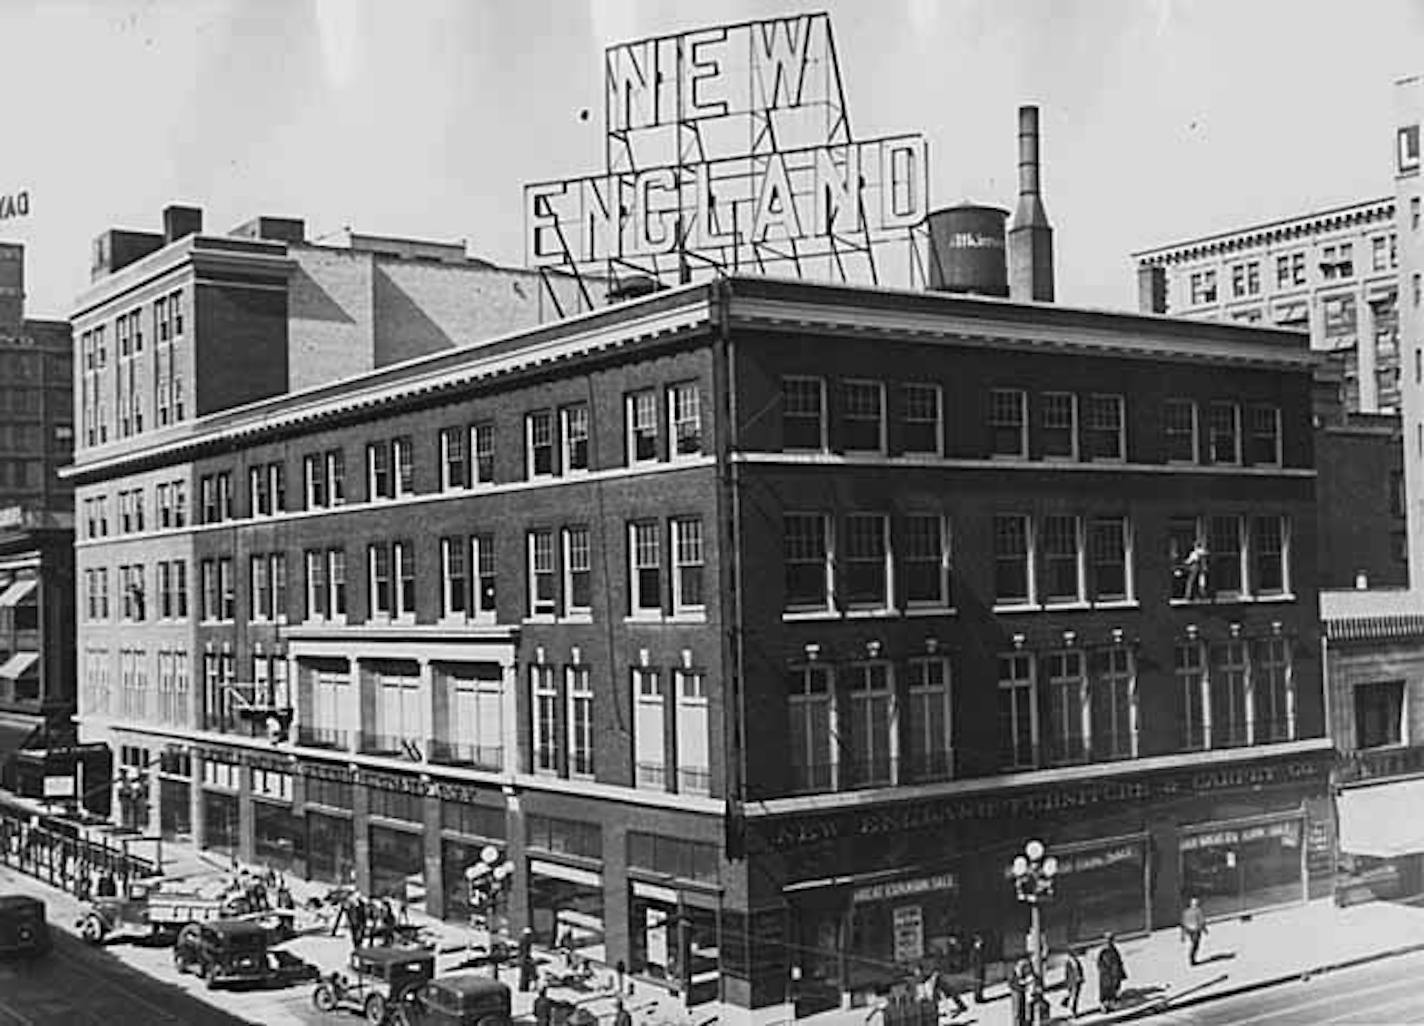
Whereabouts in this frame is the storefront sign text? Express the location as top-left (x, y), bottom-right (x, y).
top-left (852, 872), bottom-right (956, 904)
top-left (759, 758), bottom-right (1327, 852)
top-left (428, 780), bottom-right (496, 805)
top-left (0, 190), bottom-right (29, 222)
top-left (1180, 820), bottom-right (1299, 852)
top-left (358, 769), bottom-right (426, 797)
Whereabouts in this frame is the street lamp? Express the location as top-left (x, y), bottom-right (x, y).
top-left (464, 845), bottom-right (514, 975)
top-left (1011, 839), bottom-right (1058, 1026)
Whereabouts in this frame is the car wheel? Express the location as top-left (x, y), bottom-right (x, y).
top-left (313, 982), bottom-right (339, 1012)
top-left (79, 916), bottom-right (105, 944)
top-left (364, 993), bottom-right (387, 1025)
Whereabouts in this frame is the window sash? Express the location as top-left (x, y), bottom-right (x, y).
top-left (564, 528), bottom-right (592, 614)
top-left (529, 531), bottom-right (556, 617)
top-left (669, 383), bottom-right (701, 456)
top-left (1164, 400), bottom-right (1198, 462)
top-left (784, 513), bottom-right (831, 610)
top-left (782, 377), bottom-right (826, 450)
top-left (988, 389), bottom-right (1027, 457)
top-left (993, 514), bottom-right (1032, 605)
top-left (842, 381), bottom-right (886, 452)
top-left (528, 412), bottom-right (554, 476)
top-left (997, 654), bottom-right (1035, 768)
top-left (1084, 394), bottom-right (1125, 460)
top-left (562, 405), bottom-right (590, 472)
top-left (1041, 392), bottom-right (1077, 459)
top-left (1041, 515), bottom-right (1082, 603)
top-left (843, 514), bottom-right (889, 607)
top-left (628, 391), bottom-right (659, 463)
top-left (672, 519), bottom-right (704, 612)
top-left (630, 522), bottom-right (662, 614)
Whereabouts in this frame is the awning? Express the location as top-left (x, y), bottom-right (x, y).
top-left (0, 651), bottom-right (39, 680)
top-left (0, 713), bottom-right (43, 770)
top-left (1338, 779), bottom-right (1424, 857)
top-left (0, 579), bottom-right (36, 607)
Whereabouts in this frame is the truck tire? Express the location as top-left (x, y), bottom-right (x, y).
top-left (312, 983), bottom-right (339, 1013)
top-left (364, 992), bottom-right (387, 1025)
top-left (79, 916), bottom-right (105, 944)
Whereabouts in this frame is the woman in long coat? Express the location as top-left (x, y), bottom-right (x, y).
top-left (1097, 934), bottom-right (1126, 1010)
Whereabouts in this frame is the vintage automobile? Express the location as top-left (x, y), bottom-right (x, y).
top-left (312, 944), bottom-right (437, 1025)
top-left (77, 876), bottom-right (251, 944)
top-left (173, 919), bottom-right (272, 989)
top-left (391, 972), bottom-right (513, 1026)
top-left (0, 894), bottom-right (51, 959)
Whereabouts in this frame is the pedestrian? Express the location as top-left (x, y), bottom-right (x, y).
top-left (1181, 896), bottom-right (1208, 966)
top-left (969, 932), bottom-right (988, 1003)
top-left (613, 997), bottom-right (633, 1026)
top-left (518, 926), bottom-right (537, 993)
top-left (1008, 958), bottom-right (1031, 1026)
top-left (616, 957), bottom-right (629, 995)
top-left (534, 985), bottom-right (553, 1026)
top-left (1096, 933), bottom-right (1126, 1011)
top-left (348, 896), bottom-right (367, 949)
top-left (1061, 948), bottom-right (1084, 1018)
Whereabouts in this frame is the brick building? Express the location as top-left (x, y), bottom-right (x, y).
top-left (69, 272), bottom-right (1334, 1014)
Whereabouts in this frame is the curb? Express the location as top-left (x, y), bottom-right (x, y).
top-left (1085, 940), bottom-right (1424, 1024)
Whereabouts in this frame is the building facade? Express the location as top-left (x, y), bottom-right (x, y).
top-left (1134, 198), bottom-right (1401, 417)
top-left (0, 243), bottom-right (72, 514)
top-left (71, 275), bottom-right (1333, 1015)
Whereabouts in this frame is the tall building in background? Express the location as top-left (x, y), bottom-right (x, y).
top-left (0, 243), bottom-right (73, 512)
top-left (1134, 199), bottom-right (1401, 416)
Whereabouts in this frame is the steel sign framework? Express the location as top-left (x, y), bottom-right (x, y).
top-left (524, 12), bottom-right (932, 312)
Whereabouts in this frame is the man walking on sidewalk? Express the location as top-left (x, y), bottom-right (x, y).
top-left (1181, 896), bottom-right (1208, 966)
top-left (1061, 948), bottom-right (1084, 1017)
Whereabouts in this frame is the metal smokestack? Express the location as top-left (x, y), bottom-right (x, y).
top-left (1009, 105), bottom-right (1055, 303)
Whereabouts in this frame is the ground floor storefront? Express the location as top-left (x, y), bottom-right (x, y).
top-left (741, 743), bottom-right (1336, 1014)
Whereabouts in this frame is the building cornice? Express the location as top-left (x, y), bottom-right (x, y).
top-left (1133, 197), bottom-right (1396, 268)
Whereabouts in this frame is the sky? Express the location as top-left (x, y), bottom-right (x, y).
top-left (3, 0), bottom-right (1424, 319)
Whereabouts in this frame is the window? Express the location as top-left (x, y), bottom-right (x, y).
top-left (218, 558), bottom-right (234, 620)
top-left (843, 514), bottom-right (889, 609)
top-left (567, 667), bottom-right (594, 778)
top-left (1247, 405), bottom-right (1281, 465)
top-left (784, 513), bottom-right (831, 612)
top-left (844, 662), bottom-right (894, 786)
top-left (305, 454), bottom-right (328, 508)
top-left (527, 530), bottom-right (556, 617)
top-left (989, 388), bottom-right (1027, 457)
top-left (1043, 651), bottom-right (1087, 765)
top-left (327, 450), bottom-right (346, 505)
top-left (1084, 394), bottom-right (1125, 461)
top-left (201, 560), bottom-right (217, 621)
top-left (1321, 242), bottom-right (1354, 280)
top-left (1176, 642), bottom-right (1208, 750)
top-left (997, 653), bottom-right (1036, 769)
top-left (393, 541), bottom-right (415, 617)
top-left (842, 380), bottom-right (886, 452)
top-left (1276, 251), bottom-right (1306, 288)
top-left (1353, 680), bottom-right (1401, 750)
top-left (1041, 392), bottom-right (1077, 460)
top-left (1252, 516), bottom-right (1288, 595)
top-left (1085, 516), bottom-right (1130, 603)
top-left (527, 411), bottom-right (554, 477)
top-left (369, 543), bottom-right (393, 617)
top-left (563, 527), bottom-right (592, 617)
top-left (1231, 261), bottom-right (1261, 298)
top-left (672, 519), bottom-right (704, 614)
top-left (472, 535), bottom-right (496, 619)
top-left (668, 382), bottom-right (701, 456)
top-left (1207, 402), bottom-right (1240, 464)
top-left (1041, 515), bottom-right (1082, 604)
top-left (788, 665), bottom-right (833, 792)
top-left (993, 514), bottom-right (1032, 606)
top-left (251, 555), bottom-right (270, 621)
top-left (1090, 646), bottom-right (1135, 760)
top-left (1210, 641), bottom-right (1249, 748)
top-left (248, 463), bottom-right (283, 517)
top-left (905, 658), bottom-right (951, 781)
top-left (627, 390), bottom-right (659, 463)
top-left (368, 442), bottom-right (393, 500)
top-left (1372, 236), bottom-right (1389, 273)
top-left (1208, 515), bottom-right (1244, 596)
top-left (674, 670), bottom-right (710, 794)
top-left (393, 437), bottom-right (413, 496)
top-left (903, 514), bottom-right (951, 608)
top-left (1254, 638), bottom-right (1294, 743)
top-left (782, 376), bottom-right (826, 450)
top-left (306, 550), bottom-right (327, 620)
top-left (441, 426), bottom-right (468, 490)
top-left (633, 668), bottom-right (666, 789)
top-left (1164, 399), bottom-right (1198, 462)
top-left (629, 521), bottom-right (662, 616)
top-left (901, 383), bottom-right (942, 455)
top-left (441, 538), bottom-right (467, 617)
top-left (1168, 516), bottom-right (1206, 601)
top-left (562, 404), bottom-right (590, 473)
top-left (470, 423), bottom-right (495, 485)
top-left (1188, 270), bottom-right (1218, 305)
top-left (327, 549), bottom-right (347, 617)
top-left (531, 666), bottom-right (559, 774)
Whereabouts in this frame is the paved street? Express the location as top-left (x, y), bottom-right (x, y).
top-left (1137, 948), bottom-right (1424, 1026)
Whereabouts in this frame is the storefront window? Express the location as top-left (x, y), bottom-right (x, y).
top-left (201, 790), bottom-right (239, 857)
top-left (1051, 838), bottom-right (1149, 946)
top-left (528, 861), bottom-right (605, 959)
top-left (1181, 817), bottom-right (1304, 919)
top-left (159, 778), bottom-right (192, 842)
top-left (791, 901), bottom-right (844, 1016)
top-left (628, 884), bottom-right (720, 1004)
top-left (370, 823), bottom-right (426, 907)
top-left (254, 800), bottom-right (306, 877)
top-left (307, 811), bottom-right (355, 885)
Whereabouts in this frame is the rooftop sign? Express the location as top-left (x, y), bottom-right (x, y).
top-left (524, 12), bottom-right (930, 302)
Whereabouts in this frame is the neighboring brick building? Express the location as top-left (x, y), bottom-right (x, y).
top-left (0, 243), bottom-right (72, 514)
top-left (70, 274), bottom-right (1334, 1015)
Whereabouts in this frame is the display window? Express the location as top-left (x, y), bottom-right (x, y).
top-left (201, 790), bottom-right (239, 857)
top-left (254, 800), bottom-right (305, 877)
top-left (370, 823), bottom-right (426, 906)
top-left (1181, 816), bottom-right (1304, 918)
top-left (528, 859), bottom-right (605, 960)
top-left (307, 810), bottom-right (355, 884)
top-left (159, 779), bottom-right (192, 842)
top-left (628, 882), bottom-right (720, 1005)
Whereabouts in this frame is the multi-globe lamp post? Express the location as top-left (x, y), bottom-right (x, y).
top-left (464, 845), bottom-right (514, 972)
top-left (1011, 839), bottom-right (1058, 1026)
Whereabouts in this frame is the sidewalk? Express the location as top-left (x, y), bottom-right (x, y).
top-left (798, 899), bottom-right (1424, 1026)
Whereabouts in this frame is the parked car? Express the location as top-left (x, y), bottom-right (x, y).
top-left (78, 877), bottom-right (251, 944)
top-left (312, 944), bottom-right (436, 1025)
top-left (392, 972), bottom-right (512, 1026)
top-left (0, 894), bottom-right (50, 959)
top-left (173, 919), bottom-right (271, 989)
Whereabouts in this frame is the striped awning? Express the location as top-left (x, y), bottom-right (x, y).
top-left (1339, 780), bottom-right (1424, 857)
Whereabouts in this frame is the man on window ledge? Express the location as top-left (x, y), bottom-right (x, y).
top-left (1182, 538), bottom-right (1210, 600)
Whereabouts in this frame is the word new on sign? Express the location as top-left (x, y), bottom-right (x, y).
top-left (0, 190), bottom-right (29, 222)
